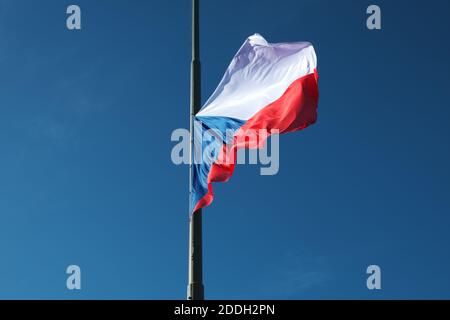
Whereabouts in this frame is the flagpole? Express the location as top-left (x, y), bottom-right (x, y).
top-left (187, 0), bottom-right (204, 300)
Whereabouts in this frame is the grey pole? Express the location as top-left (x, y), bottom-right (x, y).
top-left (187, 0), bottom-right (204, 300)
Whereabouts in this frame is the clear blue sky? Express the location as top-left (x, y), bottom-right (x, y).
top-left (0, 0), bottom-right (449, 299)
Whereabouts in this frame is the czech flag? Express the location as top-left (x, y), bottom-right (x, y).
top-left (191, 34), bottom-right (319, 213)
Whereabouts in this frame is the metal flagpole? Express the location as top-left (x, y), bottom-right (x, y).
top-left (187, 0), bottom-right (204, 300)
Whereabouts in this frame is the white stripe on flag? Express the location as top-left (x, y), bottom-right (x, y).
top-left (197, 34), bottom-right (317, 120)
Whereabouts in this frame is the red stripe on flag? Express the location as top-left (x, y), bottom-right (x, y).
top-left (193, 70), bottom-right (319, 213)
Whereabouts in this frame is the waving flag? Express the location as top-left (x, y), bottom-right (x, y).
top-left (191, 34), bottom-right (319, 213)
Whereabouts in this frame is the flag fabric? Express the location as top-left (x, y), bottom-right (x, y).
top-left (191, 34), bottom-right (319, 213)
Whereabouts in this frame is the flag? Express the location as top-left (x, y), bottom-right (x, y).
top-left (191, 34), bottom-right (319, 213)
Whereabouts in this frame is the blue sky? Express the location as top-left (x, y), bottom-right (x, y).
top-left (0, 0), bottom-right (449, 299)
